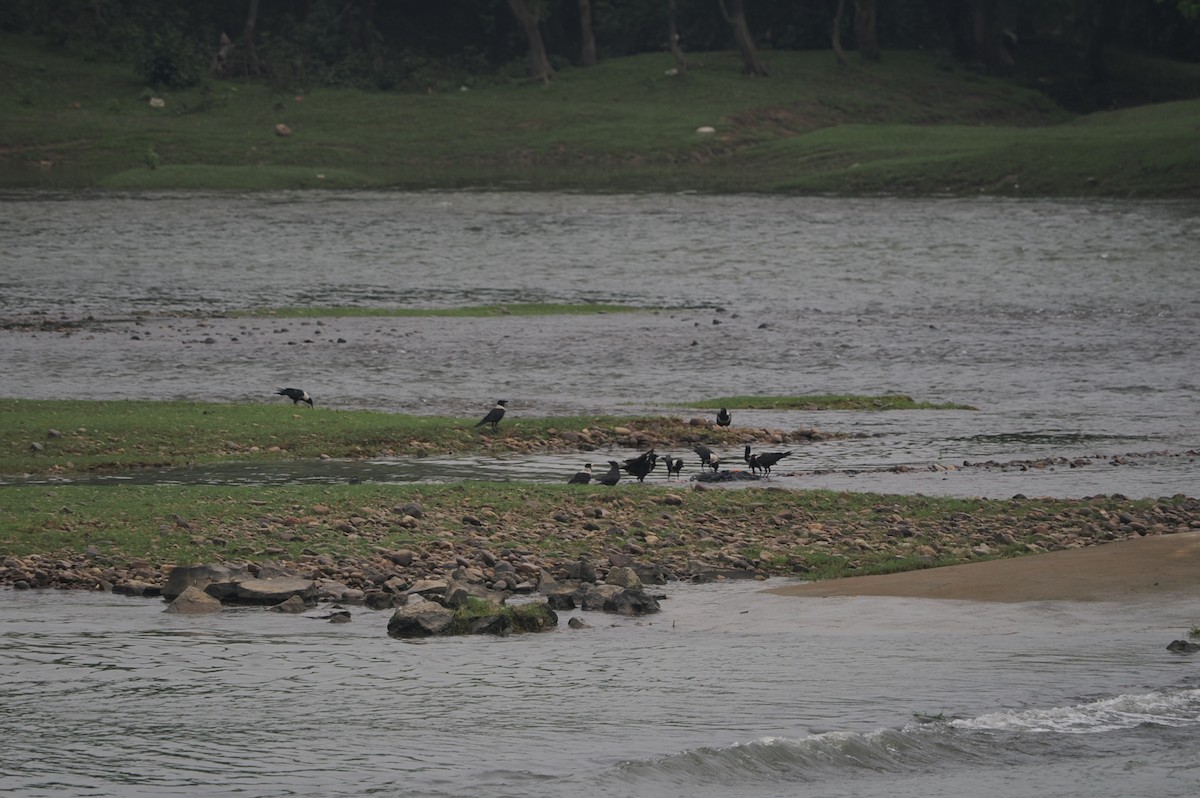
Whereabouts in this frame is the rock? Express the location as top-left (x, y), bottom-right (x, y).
top-left (605, 566), bottom-right (643, 591)
top-left (387, 595), bottom-right (455, 638)
top-left (274, 123), bottom-right (292, 136)
top-left (568, 617), bottom-right (591, 629)
top-left (1167, 639), bottom-right (1200, 653)
top-left (564, 559), bottom-right (596, 582)
top-left (163, 563), bottom-right (252, 600)
top-left (268, 595), bottom-right (308, 613)
top-left (236, 576), bottom-right (317, 605)
top-left (163, 586), bottom-right (222, 614)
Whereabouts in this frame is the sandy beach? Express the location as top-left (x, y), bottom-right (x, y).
top-left (769, 530), bottom-right (1200, 602)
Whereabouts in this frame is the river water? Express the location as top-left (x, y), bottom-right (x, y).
top-left (1, 190), bottom-right (1199, 497)
top-left (2, 191), bottom-right (1200, 796)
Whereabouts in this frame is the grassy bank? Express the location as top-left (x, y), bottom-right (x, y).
top-left (0, 397), bottom-right (937, 476)
top-left (3, 34), bottom-right (1198, 196)
top-left (2, 481), bottom-right (1195, 590)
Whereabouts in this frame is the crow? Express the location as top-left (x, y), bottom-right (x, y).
top-left (622, 450), bottom-right (658, 483)
top-left (568, 463), bottom-right (593, 484)
top-left (663, 455), bottom-right (683, 480)
top-left (694, 444), bottom-right (720, 473)
top-left (716, 407), bottom-right (731, 428)
top-left (597, 460), bottom-right (621, 486)
top-left (275, 387), bottom-right (313, 407)
top-left (474, 400), bottom-right (508, 432)
top-left (745, 444), bottom-right (793, 476)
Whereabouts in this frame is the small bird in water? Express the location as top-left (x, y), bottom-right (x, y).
top-left (622, 450), bottom-right (658, 483)
top-left (275, 387), bottom-right (313, 407)
top-left (596, 460), bottom-right (622, 486)
top-left (745, 444), bottom-right (793, 476)
top-left (663, 455), bottom-right (683, 480)
top-left (716, 407), bottom-right (731, 428)
top-left (474, 399), bottom-right (508, 432)
top-left (694, 444), bottom-right (720, 473)
top-left (568, 463), bottom-right (593, 484)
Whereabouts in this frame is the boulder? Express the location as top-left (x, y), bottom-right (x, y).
top-left (163, 586), bottom-right (222, 614)
top-left (387, 595), bottom-right (455, 638)
top-left (162, 563), bottom-right (252, 600)
top-left (236, 577), bottom-right (317, 605)
top-left (1167, 639), bottom-right (1200, 653)
top-left (268, 595), bottom-right (308, 613)
top-left (605, 566), bottom-right (643, 591)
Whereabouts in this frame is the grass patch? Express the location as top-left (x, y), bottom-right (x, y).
top-left (689, 395), bottom-right (977, 411)
top-left (0, 481), bottom-right (1180, 585)
top-left (2, 33), bottom-right (1196, 197)
top-left (225, 303), bottom-right (648, 319)
top-left (0, 398), bottom-right (766, 476)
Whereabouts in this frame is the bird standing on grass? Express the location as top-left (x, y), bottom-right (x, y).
top-left (275, 388), bottom-right (313, 407)
top-left (475, 400), bottom-right (508, 432)
top-left (597, 461), bottom-right (622, 486)
top-left (716, 407), bottom-right (731, 428)
top-left (568, 464), bottom-right (593, 484)
top-left (745, 444), bottom-right (793, 476)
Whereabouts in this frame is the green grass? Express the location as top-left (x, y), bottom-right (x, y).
top-left (0, 480), bottom-right (1180, 582)
top-left (225, 303), bottom-right (649, 319)
top-left (0, 398), bottom-right (761, 475)
top-left (689, 395), bottom-right (977, 411)
top-left (3, 33), bottom-right (1197, 197)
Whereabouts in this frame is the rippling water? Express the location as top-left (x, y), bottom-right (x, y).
top-left (2, 190), bottom-right (1198, 496)
top-left (3, 584), bottom-right (1199, 798)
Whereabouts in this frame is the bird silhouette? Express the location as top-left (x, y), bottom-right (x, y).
top-left (663, 455), bottom-right (684, 479)
top-left (474, 400), bottom-right (508, 432)
top-left (568, 463), bottom-right (593, 484)
top-left (596, 461), bottom-right (621, 486)
top-left (716, 407), bottom-right (731, 428)
top-left (745, 444), bottom-right (793, 476)
top-left (621, 450), bottom-right (658, 483)
top-left (275, 388), bottom-right (313, 407)
top-left (694, 444), bottom-right (720, 473)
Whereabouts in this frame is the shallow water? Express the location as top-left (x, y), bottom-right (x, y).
top-left (3, 190), bottom-right (1200, 797)
top-left (2, 189), bottom-right (1199, 497)
top-left (2, 584), bottom-right (1199, 798)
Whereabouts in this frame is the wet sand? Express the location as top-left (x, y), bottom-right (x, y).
top-left (769, 530), bottom-right (1200, 603)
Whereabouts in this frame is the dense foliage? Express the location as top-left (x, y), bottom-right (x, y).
top-left (1, 1), bottom-right (1197, 108)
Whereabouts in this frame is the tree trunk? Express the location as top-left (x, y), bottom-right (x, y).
top-left (667, 0), bottom-right (688, 74)
top-left (832, 0), bottom-right (848, 64)
top-left (578, 0), bottom-right (597, 66)
top-left (507, 0), bottom-right (555, 82)
top-left (853, 0), bottom-right (881, 61)
top-left (243, 0), bottom-right (262, 76)
top-left (718, 0), bottom-right (768, 76)
top-left (969, 0), bottom-right (1013, 71)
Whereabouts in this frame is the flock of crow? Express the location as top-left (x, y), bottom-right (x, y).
top-left (275, 388), bottom-right (792, 485)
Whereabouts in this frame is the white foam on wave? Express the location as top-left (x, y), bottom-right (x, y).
top-left (951, 687), bottom-right (1200, 734)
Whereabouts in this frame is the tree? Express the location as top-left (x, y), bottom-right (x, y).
top-left (718, 0), bottom-right (768, 75)
top-left (579, 0), bottom-right (597, 66)
top-left (854, 0), bottom-right (881, 61)
top-left (667, 0), bottom-right (689, 74)
top-left (507, 0), bottom-right (555, 82)
top-left (832, 0), bottom-right (849, 64)
top-left (242, 0), bottom-right (262, 76)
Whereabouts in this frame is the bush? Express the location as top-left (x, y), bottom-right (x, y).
top-left (133, 27), bottom-right (203, 90)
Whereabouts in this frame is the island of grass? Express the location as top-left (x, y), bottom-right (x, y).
top-left (0, 396), bottom-right (965, 476)
top-left (689, 395), bottom-right (977, 411)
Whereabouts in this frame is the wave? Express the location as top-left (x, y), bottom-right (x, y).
top-left (593, 686), bottom-right (1200, 793)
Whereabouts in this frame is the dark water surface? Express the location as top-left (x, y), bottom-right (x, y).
top-left (2, 190), bottom-right (1198, 497)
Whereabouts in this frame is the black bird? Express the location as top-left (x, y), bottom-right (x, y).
top-left (622, 450), bottom-right (658, 483)
top-left (716, 407), bottom-right (731, 428)
top-left (596, 460), bottom-right (621, 486)
top-left (745, 444), bottom-right (793, 476)
top-left (568, 463), bottom-right (593, 484)
top-left (664, 455), bottom-right (683, 480)
top-left (276, 387), bottom-right (313, 407)
top-left (694, 444), bottom-right (720, 473)
top-left (474, 399), bottom-right (508, 432)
